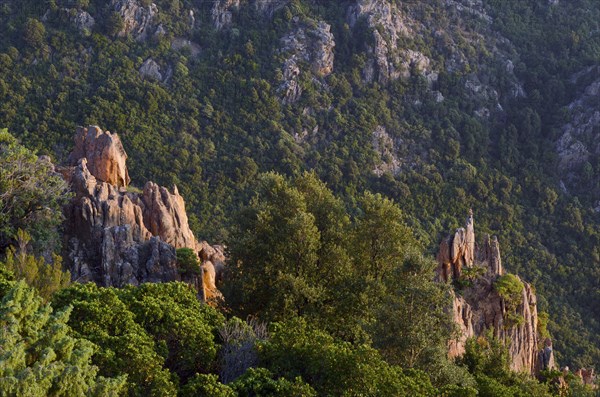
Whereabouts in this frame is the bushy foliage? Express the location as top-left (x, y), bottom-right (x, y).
top-left (494, 273), bottom-right (526, 327)
top-left (2, 229), bottom-right (70, 301)
top-left (259, 318), bottom-right (436, 397)
top-left (461, 334), bottom-right (553, 397)
top-left (116, 282), bottom-right (225, 382)
top-left (0, 130), bottom-right (69, 253)
top-left (230, 367), bottom-right (316, 397)
top-left (179, 374), bottom-right (235, 397)
top-left (51, 283), bottom-right (179, 397)
top-left (0, 281), bottom-right (126, 396)
top-left (176, 247), bottom-right (201, 275)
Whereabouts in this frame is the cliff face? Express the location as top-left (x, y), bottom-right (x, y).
top-left (439, 212), bottom-right (550, 374)
top-left (62, 126), bottom-right (224, 302)
top-left (278, 19), bottom-right (335, 104)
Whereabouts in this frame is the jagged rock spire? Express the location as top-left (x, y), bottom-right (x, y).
top-left (438, 211), bottom-right (543, 375)
top-left (62, 126), bottom-right (225, 304)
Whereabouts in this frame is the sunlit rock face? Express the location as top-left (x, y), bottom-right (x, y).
top-left (62, 126), bottom-right (224, 303)
top-left (438, 211), bottom-right (545, 374)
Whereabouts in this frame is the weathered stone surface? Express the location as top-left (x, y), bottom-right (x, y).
top-left (479, 234), bottom-right (502, 275)
top-left (310, 21), bottom-right (335, 77)
top-left (136, 182), bottom-right (196, 249)
top-left (110, 0), bottom-right (157, 40)
top-left (139, 58), bottom-right (162, 81)
top-left (372, 126), bottom-right (401, 176)
top-left (278, 20), bottom-right (335, 103)
top-left (448, 292), bottom-right (473, 358)
top-left (171, 37), bottom-right (201, 58)
top-left (575, 368), bottom-right (596, 387)
top-left (71, 10), bottom-right (95, 33)
top-left (556, 65), bottom-right (600, 191)
top-left (63, 126), bottom-right (225, 302)
top-left (537, 338), bottom-right (556, 372)
top-left (347, 0), bottom-right (419, 83)
top-left (69, 126), bottom-right (130, 188)
top-left (211, 0), bottom-right (240, 30)
top-left (253, 0), bottom-right (290, 18)
top-left (438, 211), bottom-right (544, 374)
top-left (438, 210), bottom-right (475, 281)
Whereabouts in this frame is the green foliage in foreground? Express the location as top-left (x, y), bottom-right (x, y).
top-left (0, 253), bottom-right (593, 396)
top-left (260, 318), bottom-right (436, 397)
top-left (2, 230), bottom-right (70, 302)
top-left (0, 281), bottom-right (126, 397)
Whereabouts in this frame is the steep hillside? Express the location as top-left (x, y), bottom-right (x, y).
top-left (0, 0), bottom-right (599, 368)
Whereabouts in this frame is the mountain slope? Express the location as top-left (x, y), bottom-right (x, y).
top-left (0, 0), bottom-right (599, 367)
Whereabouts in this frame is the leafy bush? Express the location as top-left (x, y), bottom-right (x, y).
top-left (0, 281), bottom-right (126, 396)
top-left (494, 274), bottom-right (524, 307)
top-left (2, 229), bottom-right (70, 301)
top-left (176, 247), bottom-right (201, 275)
top-left (0, 130), bottom-right (69, 254)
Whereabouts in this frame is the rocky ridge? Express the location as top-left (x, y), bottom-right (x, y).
top-left (61, 126), bottom-right (224, 302)
top-left (278, 19), bottom-right (335, 104)
top-left (111, 0), bottom-right (158, 40)
top-left (438, 211), bottom-right (549, 374)
top-left (556, 65), bottom-right (600, 199)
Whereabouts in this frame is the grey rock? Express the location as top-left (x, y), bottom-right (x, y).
top-left (110, 0), bottom-right (157, 40)
top-left (139, 58), bottom-right (162, 81)
top-left (277, 20), bottom-right (335, 104)
top-left (372, 126), bottom-right (401, 176)
top-left (61, 126), bottom-right (225, 301)
top-left (253, 0), bottom-right (290, 18)
top-left (557, 66), bottom-right (600, 181)
top-left (211, 0), bottom-right (240, 30)
top-left (72, 10), bottom-right (95, 34)
top-left (171, 37), bottom-right (201, 57)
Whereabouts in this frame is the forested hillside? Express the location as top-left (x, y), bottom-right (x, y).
top-left (0, 0), bottom-right (599, 390)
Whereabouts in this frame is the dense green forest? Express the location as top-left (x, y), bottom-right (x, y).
top-left (1, 0), bottom-right (600, 394)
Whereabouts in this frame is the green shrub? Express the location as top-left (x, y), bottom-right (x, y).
top-left (493, 274), bottom-right (524, 307)
top-left (176, 247), bottom-right (201, 275)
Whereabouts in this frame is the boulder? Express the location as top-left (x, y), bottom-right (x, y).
top-left (72, 10), bottom-right (95, 33)
top-left (211, 0), bottom-right (240, 30)
top-left (139, 58), bottom-right (162, 81)
top-left (253, 0), bottom-right (290, 18)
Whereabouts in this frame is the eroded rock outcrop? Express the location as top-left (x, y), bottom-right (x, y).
top-left (62, 126), bottom-right (224, 302)
top-left (253, 0), bottom-right (290, 18)
top-left (556, 65), bottom-right (600, 190)
top-left (139, 58), bottom-right (163, 81)
top-left (111, 0), bottom-right (157, 40)
top-left (211, 0), bottom-right (240, 30)
top-left (575, 368), bottom-right (597, 387)
top-left (439, 211), bottom-right (546, 374)
top-left (372, 126), bottom-right (401, 176)
top-left (278, 20), bottom-right (335, 104)
top-left (71, 10), bottom-right (95, 34)
top-left (68, 126), bottom-right (130, 188)
top-left (346, 0), bottom-right (429, 83)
